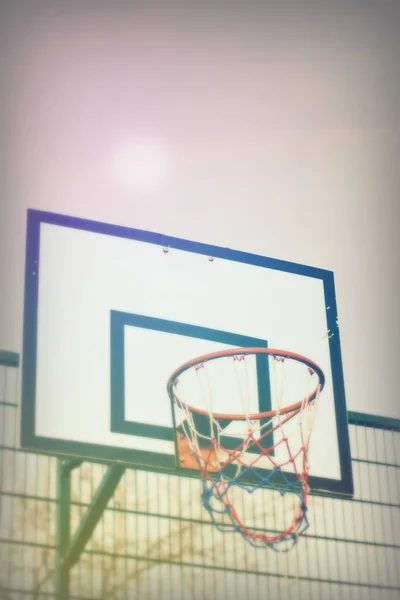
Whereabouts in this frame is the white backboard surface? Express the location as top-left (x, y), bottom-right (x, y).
top-left (21, 210), bottom-right (352, 495)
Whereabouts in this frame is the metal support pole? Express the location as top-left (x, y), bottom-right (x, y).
top-left (55, 459), bottom-right (72, 600)
top-left (63, 464), bottom-right (125, 571)
top-left (54, 460), bottom-right (125, 597)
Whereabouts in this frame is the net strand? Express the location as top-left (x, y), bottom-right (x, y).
top-left (170, 351), bottom-right (323, 551)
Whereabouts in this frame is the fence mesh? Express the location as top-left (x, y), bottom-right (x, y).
top-left (1, 355), bottom-right (399, 599)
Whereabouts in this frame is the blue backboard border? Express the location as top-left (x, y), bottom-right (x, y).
top-left (21, 209), bottom-right (354, 497)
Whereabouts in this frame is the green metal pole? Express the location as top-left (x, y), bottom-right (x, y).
top-left (63, 464), bottom-right (125, 571)
top-left (55, 459), bottom-right (72, 600)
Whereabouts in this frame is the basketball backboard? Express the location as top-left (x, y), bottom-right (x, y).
top-left (21, 209), bottom-right (353, 496)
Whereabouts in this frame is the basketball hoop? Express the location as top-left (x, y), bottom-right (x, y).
top-left (167, 348), bottom-right (325, 551)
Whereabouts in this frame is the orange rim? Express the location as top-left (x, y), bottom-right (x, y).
top-left (167, 347), bottom-right (325, 421)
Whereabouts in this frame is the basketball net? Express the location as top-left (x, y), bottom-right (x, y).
top-left (167, 348), bottom-right (324, 551)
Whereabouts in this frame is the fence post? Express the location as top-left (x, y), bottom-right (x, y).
top-left (55, 459), bottom-right (71, 599)
top-left (54, 459), bottom-right (81, 599)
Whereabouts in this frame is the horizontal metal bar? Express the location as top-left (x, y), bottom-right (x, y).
top-left (64, 506), bottom-right (400, 551)
top-left (348, 410), bottom-right (400, 431)
top-left (0, 586), bottom-right (93, 600)
top-left (0, 589), bottom-right (55, 599)
top-left (0, 444), bottom-right (46, 454)
top-left (0, 537), bottom-right (55, 550)
top-left (1, 531), bottom-right (399, 588)
top-left (1, 458), bottom-right (397, 512)
top-left (352, 457), bottom-right (399, 469)
top-left (1, 488), bottom-right (398, 543)
top-left (76, 547), bottom-right (400, 591)
top-left (0, 491), bottom-right (56, 503)
top-left (0, 350), bottom-right (19, 367)
top-left (0, 481), bottom-right (397, 514)
top-left (350, 497), bottom-right (400, 509)
top-left (0, 401), bottom-right (18, 408)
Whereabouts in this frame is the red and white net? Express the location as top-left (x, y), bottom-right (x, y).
top-left (167, 348), bottom-right (324, 550)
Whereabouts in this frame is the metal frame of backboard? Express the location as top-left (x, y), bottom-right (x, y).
top-left (21, 209), bottom-right (354, 496)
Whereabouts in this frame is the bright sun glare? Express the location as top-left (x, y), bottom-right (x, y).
top-left (111, 137), bottom-right (172, 193)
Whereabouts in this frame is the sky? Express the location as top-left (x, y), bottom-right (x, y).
top-left (0, 2), bottom-right (399, 427)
